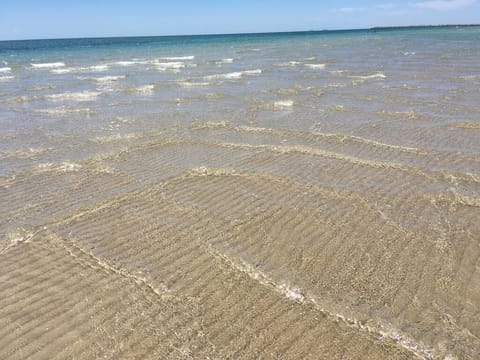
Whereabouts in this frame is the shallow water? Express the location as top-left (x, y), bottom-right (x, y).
top-left (1, 27), bottom-right (479, 359)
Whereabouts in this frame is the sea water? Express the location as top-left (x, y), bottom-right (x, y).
top-left (1, 27), bottom-right (479, 176)
top-left (1, 27), bottom-right (480, 359)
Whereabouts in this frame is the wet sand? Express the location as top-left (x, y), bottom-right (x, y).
top-left (1, 29), bottom-right (480, 359)
top-left (1, 122), bottom-right (479, 359)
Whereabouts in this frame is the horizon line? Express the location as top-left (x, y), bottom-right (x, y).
top-left (1, 23), bottom-right (479, 42)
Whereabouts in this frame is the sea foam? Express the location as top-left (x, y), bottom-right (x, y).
top-left (112, 60), bottom-right (147, 66)
top-left (155, 62), bottom-right (186, 71)
top-left (204, 69), bottom-right (262, 80)
top-left (134, 85), bottom-right (155, 93)
top-left (91, 75), bottom-right (126, 83)
top-left (305, 63), bottom-right (326, 69)
top-left (215, 58), bottom-right (234, 65)
top-left (273, 100), bottom-right (294, 108)
top-left (51, 64), bottom-right (109, 74)
top-left (45, 91), bottom-right (101, 102)
top-left (176, 81), bottom-right (211, 87)
top-left (275, 61), bottom-right (301, 67)
top-left (31, 62), bottom-right (66, 69)
top-left (159, 56), bottom-right (195, 61)
top-left (36, 107), bottom-right (94, 115)
top-left (351, 73), bottom-right (387, 80)
top-left (0, 67), bottom-right (11, 73)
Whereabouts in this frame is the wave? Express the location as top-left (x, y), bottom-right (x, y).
top-left (85, 65), bottom-right (109, 72)
top-left (51, 64), bottom-right (109, 74)
top-left (31, 62), bottom-right (66, 69)
top-left (50, 68), bottom-right (73, 74)
top-left (45, 91), bottom-right (101, 102)
top-left (330, 70), bottom-right (349, 75)
top-left (453, 121), bottom-right (480, 129)
top-left (459, 75), bottom-right (479, 81)
top-left (93, 133), bottom-right (140, 143)
top-left (26, 84), bottom-right (56, 91)
top-left (0, 147), bottom-right (48, 161)
top-left (215, 58), bottom-right (234, 65)
top-left (273, 100), bottom-right (294, 108)
top-left (121, 84), bottom-right (155, 94)
top-left (190, 121), bottom-right (424, 155)
top-left (114, 61), bottom-right (142, 66)
top-left (35, 106), bottom-right (95, 115)
top-left (204, 69), bottom-right (262, 80)
top-left (5, 95), bottom-right (39, 103)
top-left (275, 61), bottom-right (301, 67)
top-left (176, 80), bottom-right (211, 87)
top-left (0, 75), bottom-right (14, 81)
top-left (0, 67), bottom-right (11, 73)
top-left (155, 61), bottom-right (186, 71)
top-left (134, 85), bottom-right (155, 93)
top-left (37, 161), bottom-right (82, 172)
top-left (159, 56), bottom-right (194, 61)
top-left (90, 75), bottom-right (126, 83)
top-left (305, 63), bottom-right (326, 69)
top-left (351, 73), bottom-right (387, 80)
top-left (110, 58), bottom-right (193, 69)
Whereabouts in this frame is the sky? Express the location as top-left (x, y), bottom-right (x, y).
top-left (0, 0), bottom-right (479, 40)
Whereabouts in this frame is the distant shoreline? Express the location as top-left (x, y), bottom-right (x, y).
top-left (371, 24), bottom-right (480, 30)
top-left (1, 24), bottom-right (479, 43)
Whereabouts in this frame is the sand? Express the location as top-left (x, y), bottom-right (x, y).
top-left (1, 122), bottom-right (479, 359)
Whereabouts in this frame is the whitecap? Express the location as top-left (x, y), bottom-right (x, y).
top-left (78, 64), bottom-right (110, 72)
top-left (0, 76), bottom-right (14, 81)
top-left (85, 65), bottom-right (109, 72)
top-left (351, 73), bottom-right (387, 80)
top-left (112, 60), bottom-right (147, 66)
top-left (305, 63), bottom-right (326, 69)
top-left (38, 162), bottom-right (82, 172)
top-left (134, 85), bottom-right (155, 93)
top-left (205, 72), bottom-right (241, 80)
top-left (215, 58), bottom-right (234, 65)
top-left (159, 56), bottom-right (194, 61)
top-left (243, 69), bottom-right (262, 76)
top-left (91, 75), bottom-right (126, 83)
top-left (273, 100), bottom-right (294, 108)
top-left (275, 61), bottom-right (301, 67)
top-left (51, 64), bottom-right (110, 74)
top-left (36, 107), bottom-right (94, 115)
top-left (155, 61), bottom-right (186, 71)
top-left (177, 81), bottom-right (211, 87)
top-left (51, 68), bottom-right (73, 74)
top-left (45, 91), bottom-right (101, 102)
top-left (205, 69), bottom-right (262, 80)
top-left (31, 62), bottom-right (66, 69)
top-left (0, 67), bottom-right (11, 73)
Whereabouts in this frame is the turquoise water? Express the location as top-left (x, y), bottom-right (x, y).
top-left (1, 26), bottom-right (479, 173)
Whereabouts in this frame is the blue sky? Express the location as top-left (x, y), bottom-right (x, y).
top-left (1, 0), bottom-right (479, 40)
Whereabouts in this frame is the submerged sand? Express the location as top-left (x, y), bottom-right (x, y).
top-left (1, 121), bottom-right (479, 359)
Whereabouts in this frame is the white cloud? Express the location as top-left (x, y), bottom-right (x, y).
top-left (335, 7), bottom-right (365, 13)
top-left (376, 3), bottom-right (395, 10)
top-left (412, 0), bottom-right (476, 10)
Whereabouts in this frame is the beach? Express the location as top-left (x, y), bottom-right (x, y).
top-left (1, 27), bottom-right (479, 359)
